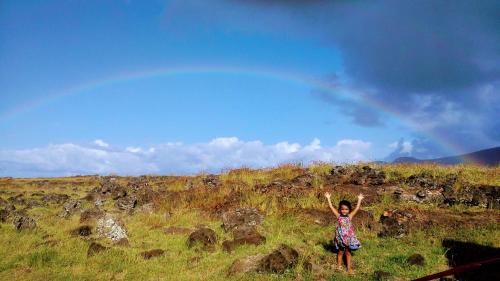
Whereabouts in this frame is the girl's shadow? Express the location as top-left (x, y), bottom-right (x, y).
top-left (320, 239), bottom-right (338, 253)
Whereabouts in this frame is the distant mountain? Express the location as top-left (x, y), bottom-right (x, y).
top-left (393, 146), bottom-right (500, 166)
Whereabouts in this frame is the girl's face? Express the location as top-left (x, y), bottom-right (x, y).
top-left (340, 205), bottom-right (350, 216)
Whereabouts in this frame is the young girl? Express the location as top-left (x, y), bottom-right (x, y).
top-left (324, 192), bottom-right (364, 273)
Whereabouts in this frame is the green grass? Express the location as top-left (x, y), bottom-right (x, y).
top-left (0, 163), bottom-right (499, 280)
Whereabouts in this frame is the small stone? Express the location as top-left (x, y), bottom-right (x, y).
top-left (70, 225), bottom-right (92, 237)
top-left (87, 242), bottom-right (108, 257)
top-left (373, 270), bottom-right (391, 281)
top-left (407, 253), bottom-right (425, 266)
top-left (140, 249), bottom-right (165, 259)
top-left (416, 191), bottom-right (426, 199)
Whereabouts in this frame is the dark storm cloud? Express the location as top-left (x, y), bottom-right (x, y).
top-left (234, 0), bottom-right (500, 155)
top-left (313, 90), bottom-right (383, 127)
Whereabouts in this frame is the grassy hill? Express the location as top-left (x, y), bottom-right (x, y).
top-left (0, 163), bottom-right (499, 281)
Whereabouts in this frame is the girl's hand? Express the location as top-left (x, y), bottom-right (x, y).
top-left (357, 193), bottom-right (365, 201)
top-left (324, 192), bottom-right (331, 199)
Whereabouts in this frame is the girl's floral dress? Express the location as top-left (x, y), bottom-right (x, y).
top-left (334, 214), bottom-right (361, 251)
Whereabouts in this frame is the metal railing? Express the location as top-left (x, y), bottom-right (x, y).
top-left (412, 256), bottom-right (500, 281)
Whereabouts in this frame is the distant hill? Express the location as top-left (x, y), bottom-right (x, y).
top-left (393, 146), bottom-right (500, 166)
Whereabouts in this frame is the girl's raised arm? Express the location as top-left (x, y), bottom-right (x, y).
top-left (349, 193), bottom-right (364, 219)
top-left (324, 192), bottom-right (340, 218)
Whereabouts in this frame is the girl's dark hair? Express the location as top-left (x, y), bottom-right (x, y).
top-left (338, 200), bottom-right (352, 212)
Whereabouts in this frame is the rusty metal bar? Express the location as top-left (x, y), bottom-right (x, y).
top-left (412, 256), bottom-right (500, 281)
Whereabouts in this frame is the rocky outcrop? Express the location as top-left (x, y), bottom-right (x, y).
top-left (202, 175), bottom-right (221, 188)
top-left (42, 193), bottom-right (70, 204)
top-left (378, 209), bottom-right (413, 238)
top-left (443, 185), bottom-right (500, 209)
top-left (58, 199), bottom-right (81, 218)
top-left (115, 195), bottom-right (137, 212)
top-left (12, 214), bottom-right (36, 231)
top-left (96, 214), bottom-right (128, 242)
top-left (350, 166), bottom-right (386, 186)
top-left (221, 207), bottom-right (264, 232)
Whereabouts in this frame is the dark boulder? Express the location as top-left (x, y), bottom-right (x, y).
top-left (257, 244), bottom-right (299, 274)
top-left (222, 226), bottom-right (266, 253)
top-left (187, 227), bottom-right (218, 251)
top-left (407, 253), bottom-right (425, 266)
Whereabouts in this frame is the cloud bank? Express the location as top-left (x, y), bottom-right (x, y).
top-left (0, 138), bottom-right (372, 177)
top-left (167, 0), bottom-right (499, 156)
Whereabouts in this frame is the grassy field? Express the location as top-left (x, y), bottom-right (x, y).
top-left (0, 163), bottom-right (499, 281)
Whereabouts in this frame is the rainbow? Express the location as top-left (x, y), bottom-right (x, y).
top-left (0, 64), bottom-right (472, 162)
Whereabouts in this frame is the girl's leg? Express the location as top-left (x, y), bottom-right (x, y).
top-left (337, 249), bottom-right (344, 269)
top-left (345, 248), bottom-right (353, 273)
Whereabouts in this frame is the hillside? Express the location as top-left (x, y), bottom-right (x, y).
top-left (394, 146), bottom-right (500, 166)
top-left (0, 163), bottom-right (499, 280)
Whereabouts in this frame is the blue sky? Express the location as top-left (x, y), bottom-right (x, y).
top-left (0, 1), bottom-right (498, 176)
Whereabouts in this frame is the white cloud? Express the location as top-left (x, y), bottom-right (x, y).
top-left (94, 139), bottom-right (109, 148)
top-left (0, 137), bottom-right (373, 177)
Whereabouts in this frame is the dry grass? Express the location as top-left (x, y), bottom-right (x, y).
top-left (0, 163), bottom-right (498, 280)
